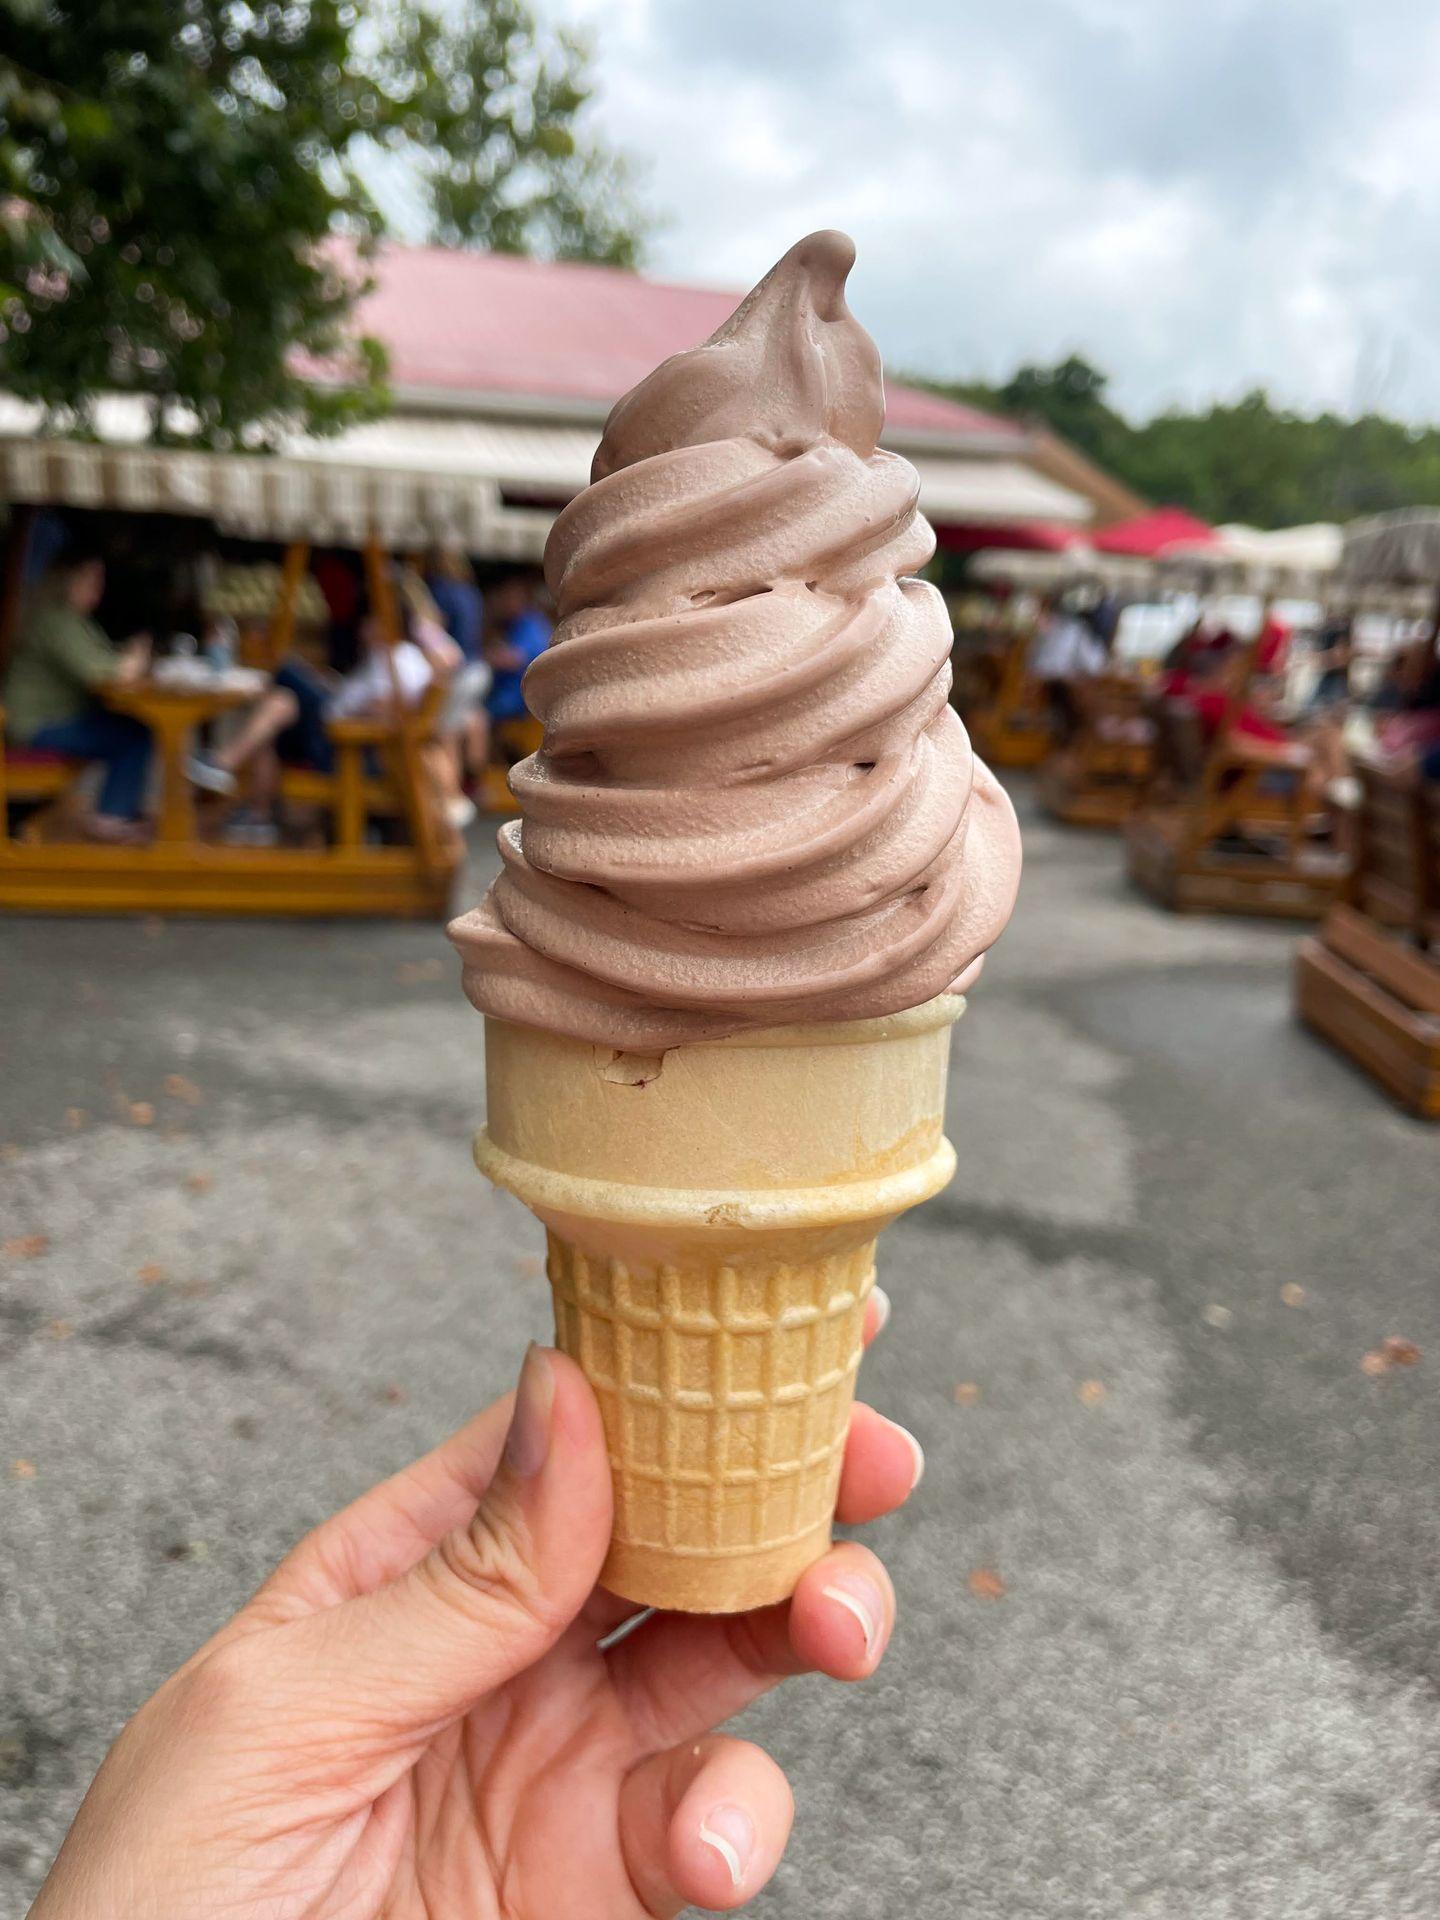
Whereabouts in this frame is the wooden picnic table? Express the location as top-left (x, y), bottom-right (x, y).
top-left (101, 673), bottom-right (261, 845)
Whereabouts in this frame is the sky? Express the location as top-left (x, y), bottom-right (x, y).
top-left (543, 0), bottom-right (1440, 424)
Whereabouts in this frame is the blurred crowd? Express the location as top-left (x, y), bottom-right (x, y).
top-left (1, 521), bottom-right (553, 846)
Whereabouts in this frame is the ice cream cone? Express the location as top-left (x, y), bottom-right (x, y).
top-left (474, 992), bottom-right (963, 1613)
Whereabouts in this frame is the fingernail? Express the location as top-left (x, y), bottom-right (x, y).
top-left (699, 1805), bottom-right (754, 1891)
top-left (822, 1573), bottom-right (886, 1662)
top-left (892, 1418), bottom-right (924, 1490)
top-left (870, 1284), bottom-right (892, 1335)
top-left (502, 1344), bottom-right (554, 1478)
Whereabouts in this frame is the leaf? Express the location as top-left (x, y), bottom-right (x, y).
top-left (10, 1460), bottom-right (36, 1480)
top-left (136, 1263), bottom-right (168, 1287)
top-left (65, 1107), bottom-right (87, 1129)
top-left (968, 1568), bottom-right (1006, 1600)
top-left (1280, 1283), bottom-right (1306, 1307)
top-left (129, 1102), bottom-right (156, 1126)
top-left (1381, 1337), bottom-right (1421, 1367)
top-left (952, 1382), bottom-right (982, 1406)
top-left (1077, 1380), bottom-right (1108, 1407)
top-left (164, 1075), bottom-right (202, 1105)
top-left (4, 1235), bottom-right (48, 1259)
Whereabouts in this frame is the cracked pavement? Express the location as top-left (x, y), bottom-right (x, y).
top-left (2, 778), bottom-right (1437, 1917)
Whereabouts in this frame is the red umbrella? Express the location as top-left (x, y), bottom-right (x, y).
top-left (1091, 507), bottom-right (1216, 557)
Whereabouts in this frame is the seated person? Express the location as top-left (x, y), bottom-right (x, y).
top-left (186, 605), bottom-right (458, 841)
top-left (1027, 600), bottom-right (1106, 742)
top-left (484, 572), bottom-right (552, 733)
top-left (2, 550), bottom-right (153, 843)
top-left (1309, 616), bottom-right (1354, 710)
top-left (1373, 638), bottom-right (1440, 769)
top-left (425, 546), bottom-right (491, 802)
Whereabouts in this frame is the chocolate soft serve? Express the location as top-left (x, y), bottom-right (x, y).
top-left (449, 231), bottom-right (1021, 1048)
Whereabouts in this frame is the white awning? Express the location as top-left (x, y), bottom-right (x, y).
top-left (904, 455), bottom-right (1088, 525)
top-left (1161, 522), bottom-right (1342, 587)
top-left (0, 394), bottom-right (1088, 552)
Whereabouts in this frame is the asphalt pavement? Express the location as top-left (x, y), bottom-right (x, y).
top-left (2, 778), bottom-right (1437, 1917)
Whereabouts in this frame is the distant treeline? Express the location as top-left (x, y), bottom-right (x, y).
top-left (918, 354), bottom-right (1440, 530)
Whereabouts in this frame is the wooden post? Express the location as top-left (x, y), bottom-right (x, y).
top-left (364, 531), bottom-right (442, 877)
top-left (335, 743), bottom-right (364, 851)
top-left (269, 538), bottom-right (310, 670)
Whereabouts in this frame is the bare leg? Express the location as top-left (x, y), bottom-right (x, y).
top-left (465, 709), bottom-right (490, 781)
top-left (214, 688), bottom-right (298, 777)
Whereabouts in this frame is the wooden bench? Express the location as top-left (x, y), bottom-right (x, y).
top-left (279, 674), bottom-right (453, 859)
top-left (1295, 760), bottom-right (1440, 1116)
top-left (0, 707), bottom-right (84, 839)
top-left (1036, 673), bottom-right (1155, 827)
top-left (1125, 642), bottom-right (1346, 918)
top-left (963, 627), bottom-right (1052, 770)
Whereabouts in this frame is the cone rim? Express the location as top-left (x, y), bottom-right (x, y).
top-left (475, 1129), bottom-right (957, 1229)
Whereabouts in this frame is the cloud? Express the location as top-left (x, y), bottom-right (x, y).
top-left (555, 0), bottom-right (1440, 421)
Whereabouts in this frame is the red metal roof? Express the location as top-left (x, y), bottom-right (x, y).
top-left (355, 244), bottom-right (1021, 446)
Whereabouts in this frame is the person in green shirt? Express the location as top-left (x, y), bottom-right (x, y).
top-left (4, 550), bottom-right (153, 840)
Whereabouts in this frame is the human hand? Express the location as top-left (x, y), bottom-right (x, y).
top-left (32, 1293), bottom-right (920, 1918)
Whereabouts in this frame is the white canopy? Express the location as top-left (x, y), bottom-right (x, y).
top-left (1158, 522), bottom-right (1342, 586)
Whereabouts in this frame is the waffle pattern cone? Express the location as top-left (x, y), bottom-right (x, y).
top-left (548, 1233), bottom-right (875, 1612)
top-left (472, 995), bottom-right (962, 1612)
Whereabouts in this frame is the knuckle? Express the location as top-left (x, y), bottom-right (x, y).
top-left (425, 1497), bottom-right (559, 1636)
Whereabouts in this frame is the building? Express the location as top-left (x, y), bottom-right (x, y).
top-left (0, 244), bottom-right (1089, 557)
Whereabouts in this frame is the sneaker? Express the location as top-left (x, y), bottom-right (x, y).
top-left (446, 795), bottom-right (478, 831)
top-left (222, 807), bottom-right (279, 847)
top-left (186, 752), bottom-right (237, 797)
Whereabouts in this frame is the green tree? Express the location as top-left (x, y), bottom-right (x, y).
top-left (0, 0), bottom-right (643, 448)
top-left (917, 352), bottom-right (1440, 529)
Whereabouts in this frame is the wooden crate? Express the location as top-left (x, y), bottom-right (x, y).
top-left (1126, 808), bottom-right (1346, 920)
top-left (1296, 906), bottom-right (1440, 1118)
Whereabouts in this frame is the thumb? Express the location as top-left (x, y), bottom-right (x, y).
top-left (269, 1346), bottom-right (613, 1742)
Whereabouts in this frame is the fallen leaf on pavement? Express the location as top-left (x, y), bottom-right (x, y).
top-left (164, 1075), bottom-right (202, 1105)
top-left (10, 1460), bottom-right (35, 1480)
top-left (968, 1568), bottom-right (1006, 1600)
top-left (4, 1235), bottom-right (49, 1259)
top-left (1202, 1303), bottom-right (1233, 1329)
top-left (1360, 1350), bottom-right (1390, 1376)
top-left (129, 1102), bottom-right (155, 1127)
top-left (65, 1108), bottom-right (87, 1130)
top-left (952, 1382), bottom-right (982, 1406)
top-left (1077, 1380), bottom-right (1108, 1406)
top-left (1382, 1337), bottom-right (1421, 1367)
top-left (136, 1263), bottom-right (168, 1287)
top-left (1280, 1283), bottom-right (1306, 1307)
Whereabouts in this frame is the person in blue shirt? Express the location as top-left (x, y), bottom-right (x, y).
top-left (425, 547), bottom-right (484, 664)
top-left (485, 573), bottom-right (552, 723)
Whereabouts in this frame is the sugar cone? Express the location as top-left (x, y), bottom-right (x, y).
top-left (474, 994), bottom-right (963, 1613)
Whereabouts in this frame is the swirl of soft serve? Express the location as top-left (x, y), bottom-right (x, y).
top-left (448, 230), bottom-right (1022, 1049)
